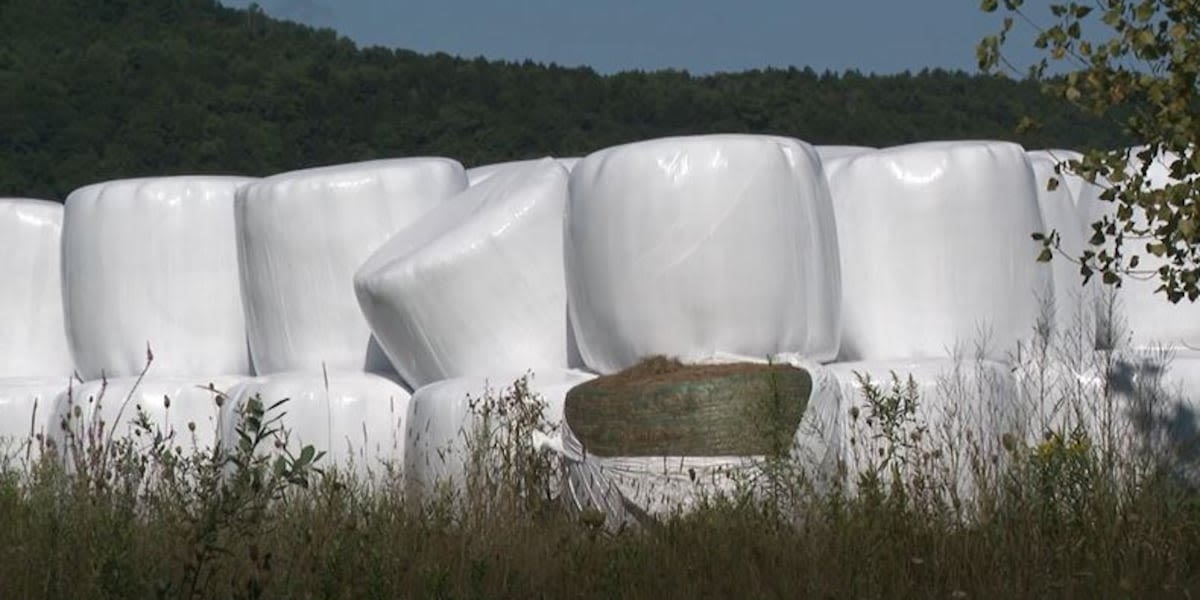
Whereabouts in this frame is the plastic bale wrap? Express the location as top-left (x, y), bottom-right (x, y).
top-left (403, 368), bottom-right (595, 503)
top-left (829, 141), bottom-right (1049, 362)
top-left (555, 358), bottom-right (842, 528)
top-left (355, 159), bottom-right (577, 388)
top-left (0, 199), bottom-right (72, 378)
top-left (566, 135), bottom-right (841, 374)
top-left (237, 158), bottom-right (466, 375)
top-left (62, 177), bottom-right (254, 380)
top-left (0, 378), bottom-right (70, 459)
top-left (1082, 148), bottom-right (1200, 351)
top-left (825, 359), bottom-right (1019, 501)
top-left (1027, 150), bottom-right (1094, 331)
top-left (50, 375), bottom-right (245, 457)
top-left (218, 371), bottom-right (411, 479)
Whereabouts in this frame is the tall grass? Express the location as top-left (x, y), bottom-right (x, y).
top-left (2, 297), bottom-right (1200, 598)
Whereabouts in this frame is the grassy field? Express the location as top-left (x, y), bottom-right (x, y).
top-left (2, 307), bottom-right (1200, 598)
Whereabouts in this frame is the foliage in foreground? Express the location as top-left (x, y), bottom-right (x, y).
top-left (980, 0), bottom-right (1200, 302)
top-left (3, 331), bottom-right (1200, 599)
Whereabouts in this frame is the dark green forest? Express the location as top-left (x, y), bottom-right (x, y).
top-left (0, 0), bottom-right (1130, 200)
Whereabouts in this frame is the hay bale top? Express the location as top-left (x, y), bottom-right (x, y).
top-left (565, 356), bottom-right (811, 458)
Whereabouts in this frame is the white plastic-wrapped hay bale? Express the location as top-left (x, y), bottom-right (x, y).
top-left (1081, 148), bottom-right (1200, 351)
top-left (49, 375), bottom-right (245, 454)
top-left (1027, 150), bottom-right (1093, 331)
top-left (825, 359), bottom-right (1018, 498)
top-left (0, 198), bottom-right (71, 378)
top-left (236, 158), bottom-right (466, 375)
top-left (403, 368), bottom-right (595, 502)
top-left (829, 141), bottom-right (1049, 362)
top-left (219, 371), bottom-right (411, 477)
top-left (0, 378), bottom-right (69, 458)
top-left (566, 134), bottom-right (840, 374)
top-left (63, 177), bottom-right (254, 380)
top-left (355, 159), bottom-right (576, 388)
top-left (554, 358), bottom-right (843, 529)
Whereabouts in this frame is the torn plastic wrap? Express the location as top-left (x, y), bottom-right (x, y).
top-left (565, 134), bottom-right (841, 374)
top-left (0, 378), bottom-right (70, 457)
top-left (219, 371), bottom-right (411, 478)
top-left (49, 375), bottom-right (246, 456)
top-left (825, 359), bottom-right (1019, 500)
top-left (0, 199), bottom-right (72, 378)
top-left (237, 158), bottom-right (466, 375)
top-left (554, 357), bottom-right (843, 530)
top-left (1082, 148), bottom-right (1200, 351)
top-left (62, 177), bottom-right (254, 380)
top-left (1027, 151), bottom-right (1093, 332)
top-left (829, 141), bottom-right (1049, 362)
top-left (466, 157), bottom-right (581, 186)
top-left (355, 159), bottom-right (577, 389)
top-left (403, 368), bottom-right (595, 503)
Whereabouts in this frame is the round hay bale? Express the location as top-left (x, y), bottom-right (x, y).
top-left (564, 357), bottom-right (811, 457)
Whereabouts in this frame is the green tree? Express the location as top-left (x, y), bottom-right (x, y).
top-left (979, 0), bottom-right (1200, 302)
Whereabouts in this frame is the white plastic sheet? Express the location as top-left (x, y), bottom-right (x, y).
top-left (829, 141), bottom-right (1049, 362)
top-left (566, 134), bottom-right (841, 374)
top-left (555, 356), bottom-right (843, 528)
top-left (50, 375), bottom-right (245, 454)
top-left (825, 359), bottom-right (1018, 498)
top-left (63, 177), bottom-right (254, 380)
top-left (219, 371), bottom-right (411, 478)
top-left (403, 368), bottom-right (595, 502)
top-left (0, 377), bottom-right (69, 457)
top-left (1027, 151), bottom-right (1093, 331)
top-left (236, 158), bottom-right (466, 375)
top-left (0, 199), bottom-right (72, 378)
top-left (355, 159), bottom-right (576, 388)
top-left (1082, 148), bottom-right (1200, 351)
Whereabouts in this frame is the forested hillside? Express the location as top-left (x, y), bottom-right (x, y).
top-left (0, 0), bottom-right (1129, 199)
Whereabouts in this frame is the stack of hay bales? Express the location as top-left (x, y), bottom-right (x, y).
top-left (0, 198), bottom-right (73, 455)
top-left (222, 158), bottom-right (465, 475)
top-left (54, 177), bottom-right (255, 451)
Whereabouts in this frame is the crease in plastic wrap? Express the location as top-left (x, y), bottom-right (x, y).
top-left (218, 371), bottom-right (411, 479)
top-left (1081, 148), bottom-right (1200, 351)
top-left (49, 375), bottom-right (246, 457)
top-left (825, 359), bottom-right (1019, 501)
top-left (565, 134), bottom-right (841, 374)
top-left (236, 158), bottom-right (466, 375)
top-left (553, 354), bottom-right (843, 530)
top-left (466, 157), bottom-right (580, 186)
top-left (355, 158), bottom-right (578, 388)
top-left (403, 368), bottom-right (595, 503)
top-left (816, 146), bottom-right (876, 180)
top-left (1027, 150), bottom-right (1094, 332)
top-left (62, 177), bottom-right (255, 380)
top-left (829, 141), bottom-right (1049, 362)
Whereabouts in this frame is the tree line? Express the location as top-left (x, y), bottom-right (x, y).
top-left (0, 0), bottom-right (1129, 200)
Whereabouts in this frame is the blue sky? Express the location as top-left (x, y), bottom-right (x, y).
top-left (218, 0), bottom-right (1042, 75)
